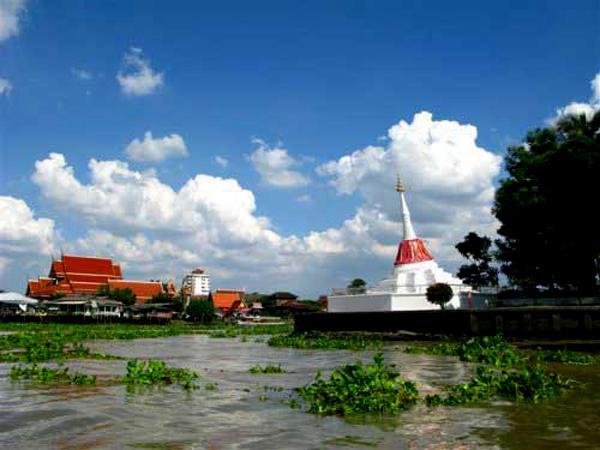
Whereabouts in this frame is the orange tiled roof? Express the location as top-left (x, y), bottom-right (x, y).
top-left (27, 254), bottom-right (124, 299)
top-left (210, 289), bottom-right (244, 310)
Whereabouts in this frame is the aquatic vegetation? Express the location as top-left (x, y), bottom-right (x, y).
top-left (10, 363), bottom-right (97, 386)
top-left (532, 349), bottom-right (596, 365)
top-left (268, 333), bottom-right (383, 351)
top-left (426, 364), bottom-right (577, 406)
top-left (297, 354), bottom-right (419, 416)
top-left (405, 335), bottom-right (525, 368)
top-left (204, 383), bottom-right (218, 390)
top-left (0, 333), bottom-right (120, 363)
top-left (249, 364), bottom-right (286, 374)
top-left (123, 359), bottom-right (200, 390)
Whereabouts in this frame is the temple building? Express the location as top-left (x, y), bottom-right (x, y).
top-left (26, 254), bottom-right (165, 303)
top-left (328, 178), bottom-right (470, 312)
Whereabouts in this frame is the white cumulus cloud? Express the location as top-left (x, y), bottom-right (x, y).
top-left (0, 195), bottom-right (57, 284)
top-left (317, 111), bottom-right (502, 265)
top-left (125, 131), bottom-right (189, 162)
top-left (0, 77), bottom-right (12, 95)
top-left (116, 47), bottom-right (164, 97)
top-left (550, 71), bottom-right (600, 124)
top-left (249, 139), bottom-right (310, 188)
top-left (0, 0), bottom-right (26, 42)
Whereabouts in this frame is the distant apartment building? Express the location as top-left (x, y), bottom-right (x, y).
top-left (182, 269), bottom-right (211, 297)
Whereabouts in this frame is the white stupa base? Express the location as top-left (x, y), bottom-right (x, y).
top-left (328, 290), bottom-right (466, 312)
top-left (328, 260), bottom-right (470, 313)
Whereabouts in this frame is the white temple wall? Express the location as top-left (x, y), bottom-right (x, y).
top-left (328, 294), bottom-right (392, 313)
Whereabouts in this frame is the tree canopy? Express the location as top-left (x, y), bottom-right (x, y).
top-left (493, 111), bottom-right (600, 293)
top-left (426, 283), bottom-right (454, 309)
top-left (455, 232), bottom-right (499, 288)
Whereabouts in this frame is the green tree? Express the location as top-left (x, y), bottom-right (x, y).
top-left (108, 288), bottom-right (136, 306)
top-left (186, 299), bottom-right (215, 323)
top-left (494, 111), bottom-right (600, 293)
top-left (455, 232), bottom-right (499, 288)
top-left (148, 292), bottom-right (173, 304)
top-left (426, 283), bottom-right (454, 310)
top-left (348, 278), bottom-right (367, 293)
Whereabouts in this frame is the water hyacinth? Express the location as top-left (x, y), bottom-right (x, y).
top-left (426, 364), bottom-right (577, 406)
top-left (406, 335), bottom-right (525, 368)
top-left (123, 359), bottom-right (200, 390)
top-left (268, 333), bottom-right (383, 351)
top-left (10, 363), bottom-right (97, 386)
top-left (249, 364), bottom-right (287, 374)
top-left (297, 354), bottom-right (418, 416)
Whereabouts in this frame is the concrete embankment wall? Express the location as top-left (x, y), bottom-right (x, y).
top-left (295, 307), bottom-right (600, 338)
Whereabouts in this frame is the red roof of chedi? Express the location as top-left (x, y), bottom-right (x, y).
top-left (394, 239), bottom-right (434, 266)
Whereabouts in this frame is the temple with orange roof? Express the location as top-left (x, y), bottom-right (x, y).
top-left (209, 289), bottom-right (245, 311)
top-left (26, 254), bottom-right (165, 303)
top-left (328, 177), bottom-right (471, 312)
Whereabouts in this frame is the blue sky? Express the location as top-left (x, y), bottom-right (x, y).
top-left (1, 0), bottom-right (599, 295)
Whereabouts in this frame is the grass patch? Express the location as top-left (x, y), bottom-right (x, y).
top-left (268, 333), bottom-right (383, 351)
top-left (249, 364), bottom-right (286, 374)
top-left (123, 359), bottom-right (200, 390)
top-left (297, 354), bottom-right (418, 416)
top-left (426, 364), bottom-right (577, 406)
top-left (10, 363), bottom-right (97, 386)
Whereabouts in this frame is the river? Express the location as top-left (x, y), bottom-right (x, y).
top-left (0, 335), bottom-right (598, 449)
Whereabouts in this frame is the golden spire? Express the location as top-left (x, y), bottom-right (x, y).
top-left (395, 175), bottom-right (405, 193)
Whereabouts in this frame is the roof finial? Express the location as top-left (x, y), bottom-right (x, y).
top-left (395, 175), bottom-right (405, 193)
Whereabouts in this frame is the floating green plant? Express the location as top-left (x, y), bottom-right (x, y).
top-left (249, 364), bottom-right (287, 374)
top-left (405, 335), bottom-right (525, 368)
top-left (10, 363), bottom-right (97, 386)
top-left (123, 359), bottom-right (200, 390)
top-left (426, 364), bottom-right (577, 406)
top-left (532, 349), bottom-right (596, 365)
top-left (268, 333), bottom-right (383, 351)
top-left (297, 354), bottom-right (418, 416)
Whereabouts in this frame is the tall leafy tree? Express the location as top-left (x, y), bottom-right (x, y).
top-left (455, 232), bottom-right (499, 288)
top-left (493, 111), bottom-right (600, 293)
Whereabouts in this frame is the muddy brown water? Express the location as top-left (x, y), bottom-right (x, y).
top-left (0, 335), bottom-right (599, 449)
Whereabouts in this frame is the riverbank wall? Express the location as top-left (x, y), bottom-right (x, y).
top-left (295, 306), bottom-right (600, 338)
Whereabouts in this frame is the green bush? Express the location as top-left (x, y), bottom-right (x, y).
top-left (297, 354), bottom-right (419, 415)
top-left (426, 282), bottom-right (454, 309)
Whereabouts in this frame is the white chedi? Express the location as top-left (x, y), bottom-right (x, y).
top-left (328, 177), bottom-right (470, 312)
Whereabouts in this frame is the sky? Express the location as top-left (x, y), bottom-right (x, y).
top-left (1, 0), bottom-right (599, 297)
